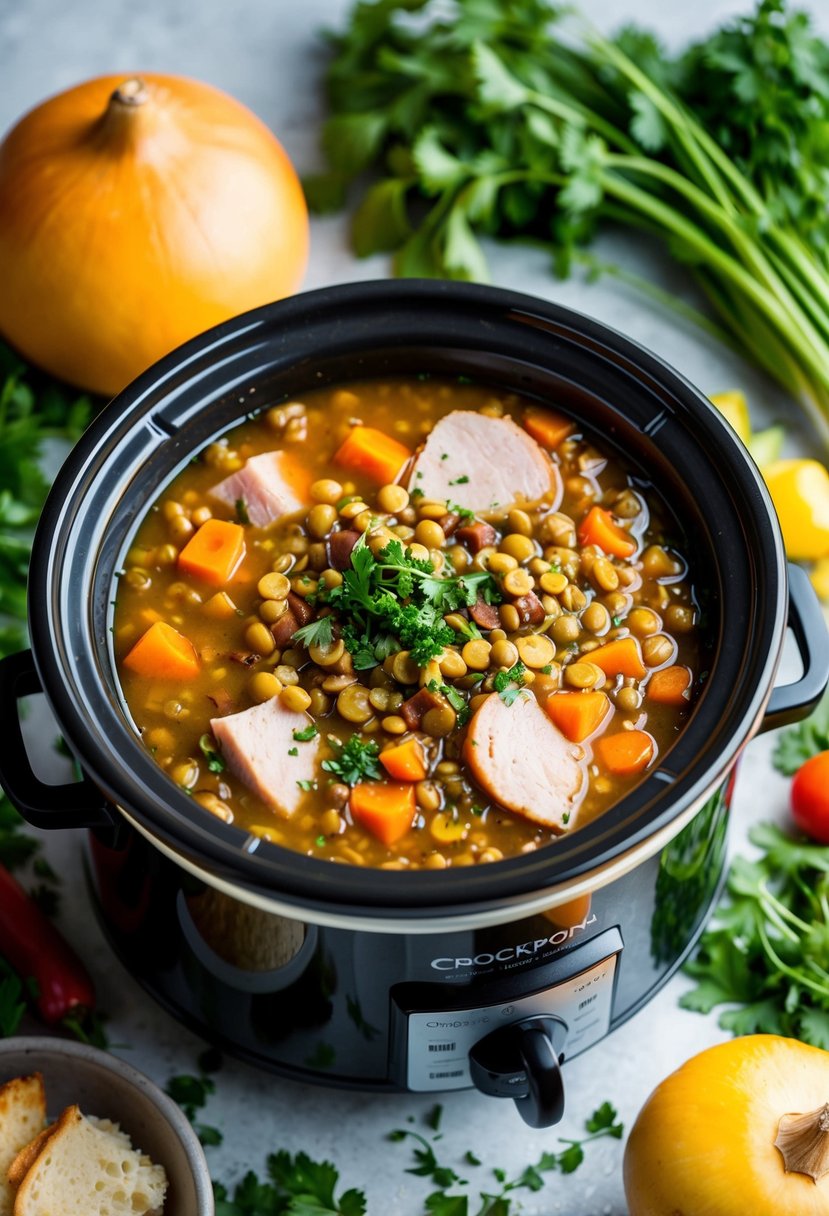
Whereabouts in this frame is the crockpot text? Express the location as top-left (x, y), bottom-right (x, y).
top-left (430, 915), bottom-right (598, 972)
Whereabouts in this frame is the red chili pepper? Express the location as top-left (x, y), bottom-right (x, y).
top-left (0, 863), bottom-right (95, 1023)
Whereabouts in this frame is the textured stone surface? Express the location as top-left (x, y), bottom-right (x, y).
top-left (1, 1), bottom-right (825, 1212)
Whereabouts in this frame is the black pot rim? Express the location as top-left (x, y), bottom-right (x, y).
top-left (28, 279), bottom-right (786, 924)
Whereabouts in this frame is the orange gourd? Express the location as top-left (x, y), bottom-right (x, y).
top-left (625, 1035), bottom-right (829, 1216)
top-left (0, 74), bottom-right (309, 397)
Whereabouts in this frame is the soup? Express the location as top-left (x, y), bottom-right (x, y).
top-left (113, 377), bottom-right (703, 870)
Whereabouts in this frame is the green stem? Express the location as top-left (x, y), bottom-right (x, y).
top-left (600, 172), bottom-right (829, 391)
top-left (757, 920), bottom-right (829, 1001)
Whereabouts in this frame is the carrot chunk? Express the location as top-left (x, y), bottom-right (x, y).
top-left (350, 782), bottom-right (416, 846)
top-left (596, 730), bottom-right (655, 775)
top-left (648, 665), bottom-right (693, 706)
top-left (178, 519), bottom-right (246, 586)
top-left (334, 426), bottom-right (412, 486)
top-left (522, 407), bottom-right (575, 450)
top-left (122, 620), bottom-right (199, 681)
top-left (545, 691), bottom-right (612, 743)
top-left (577, 506), bottom-right (637, 558)
top-left (589, 637), bottom-right (647, 680)
top-left (379, 738), bottom-right (427, 782)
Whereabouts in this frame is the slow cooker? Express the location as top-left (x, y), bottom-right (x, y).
top-left (1, 281), bottom-right (826, 1128)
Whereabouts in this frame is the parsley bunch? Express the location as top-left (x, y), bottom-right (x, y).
top-left (322, 536), bottom-right (499, 669)
top-left (321, 734), bottom-right (382, 785)
top-left (214, 1152), bottom-right (366, 1216)
top-left (309, 0), bottom-right (829, 439)
top-left (682, 822), bottom-right (829, 1045)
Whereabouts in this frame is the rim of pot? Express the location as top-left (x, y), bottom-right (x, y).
top-left (29, 280), bottom-right (785, 924)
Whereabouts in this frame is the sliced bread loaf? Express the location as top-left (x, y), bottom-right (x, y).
top-left (0, 1076), bottom-right (46, 1216)
top-left (12, 1105), bottom-right (168, 1216)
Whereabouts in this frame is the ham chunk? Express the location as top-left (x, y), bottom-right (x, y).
top-left (209, 450), bottom-right (308, 527)
top-left (408, 412), bottom-right (561, 514)
top-left (210, 697), bottom-right (320, 818)
top-left (464, 693), bottom-right (585, 832)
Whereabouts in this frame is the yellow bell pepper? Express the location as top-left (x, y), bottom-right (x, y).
top-left (709, 390), bottom-right (751, 446)
top-left (763, 459), bottom-right (829, 561)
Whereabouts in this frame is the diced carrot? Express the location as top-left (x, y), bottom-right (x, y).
top-left (596, 730), bottom-right (655, 776)
top-left (379, 738), bottom-right (427, 782)
top-left (577, 506), bottom-right (636, 558)
top-left (522, 407), bottom-right (575, 450)
top-left (202, 591), bottom-right (239, 619)
top-left (178, 519), bottom-right (246, 586)
top-left (334, 426), bottom-right (412, 486)
top-left (648, 665), bottom-right (693, 706)
top-left (350, 782), bottom-right (417, 846)
top-left (544, 691), bottom-right (612, 743)
top-left (589, 637), bottom-right (647, 680)
top-left (122, 620), bottom-right (200, 681)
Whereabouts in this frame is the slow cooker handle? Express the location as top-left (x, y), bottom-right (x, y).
top-left (0, 650), bottom-right (116, 829)
top-left (761, 564), bottom-right (829, 732)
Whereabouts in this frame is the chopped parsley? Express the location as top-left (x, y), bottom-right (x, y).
top-left (321, 734), bottom-right (382, 786)
top-left (293, 724), bottom-right (319, 743)
top-left (410, 487), bottom-right (424, 500)
top-left (199, 733), bottom-right (226, 774)
top-left (297, 779), bottom-right (317, 792)
top-left (234, 498), bottom-right (250, 525)
top-left (288, 747), bottom-right (298, 756)
top-left (447, 500), bottom-right (475, 523)
top-left (426, 678), bottom-right (471, 725)
top-left (449, 473), bottom-right (469, 485)
top-left (540, 664), bottom-right (553, 674)
top-left (320, 535), bottom-right (499, 669)
top-left (493, 662), bottom-right (528, 707)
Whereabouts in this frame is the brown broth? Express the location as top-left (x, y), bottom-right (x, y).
top-left (113, 377), bottom-right (702, 870)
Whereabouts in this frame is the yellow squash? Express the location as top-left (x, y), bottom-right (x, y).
top-left (0, 74), bottom-right (309, 397)
top-left (624, 1035), bottom-right (829, 1216)
top-left (763, 459), bottom-right (829, 561)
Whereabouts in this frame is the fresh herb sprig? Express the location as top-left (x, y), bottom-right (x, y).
top-left (682, 821), bottom-right (829, 1045)
top-left (390, 1100), bottom-right (623, 1214)
top-left (309, 0), bottom-right (829, 439)
top-left (321, 734), bottom-right (382, 786)
top-left (321, 535), bottom-right (499, 669)
top-left (166, 1053), bottom-right (224, 1147)
top-left (492, 662), bottom-right (527, 707)
top-left (214, 1152), bottom-right (366, 1216)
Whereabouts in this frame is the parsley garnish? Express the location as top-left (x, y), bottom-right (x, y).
top-left (297, 779), bottom-right (318, 792)
top-left (389, 1100), bottom-right (623, 1211)
top-left (540, 664), bottom-right (552, 674)
top-left (446, 500), bottom-right (475, 523)
top-left (288, 747), bottom-right (298, 756)
top-left (448, 473), bottom-right (469, 485)
top-left (213, 1151), bottom-right (366, 1215)
top-left (321, 734), bottom-right (382, 786)
top-left (426, 678), bottom-right (471, 725)
top-left (321, 535), bottom-right (499, 669)
top-left (166, 1065), bottom-right (223, 1148)
top-left (492, 662), bottom-right (527, 706)
top-left (293, 615), bottom-right (335, 650)
top-left (199, 733), bottom-right (226, 774)
top-left (293, 724), bottom-right (319, 742)
top-left (235, 497), bottom-right (250, 525)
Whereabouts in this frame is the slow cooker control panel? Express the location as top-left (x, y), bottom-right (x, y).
top-left (390, 928), bottom-right (622, 1092)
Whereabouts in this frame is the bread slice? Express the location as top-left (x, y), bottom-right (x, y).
top-left (0, 1075), bottom-right (46, 1216)
top-left (12, 1105), bottom-right (168, 1216)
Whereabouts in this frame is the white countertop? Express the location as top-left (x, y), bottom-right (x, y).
top-left (2, 1), bottom-right (827, 1212)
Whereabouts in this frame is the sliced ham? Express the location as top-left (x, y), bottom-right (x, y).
top-left (456, 521), bottom-right (496, 553)
top-left (210, 697), bottom-right (320, 818)
top-left (408, 412), bottom-right (561, 514)
top-left (464, 692), bottom-right (585, 832)
top-left (209, 450), bottom-right (308, 528)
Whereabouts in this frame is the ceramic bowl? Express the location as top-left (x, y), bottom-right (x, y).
top-left (0, 1037), bottom-right (213, 1215)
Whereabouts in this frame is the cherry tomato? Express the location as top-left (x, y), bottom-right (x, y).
top-left (791, 751), bottom-right (829, 843)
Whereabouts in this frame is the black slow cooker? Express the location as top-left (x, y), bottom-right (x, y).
top-left (1, 281), bottom-right (826, 1128)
